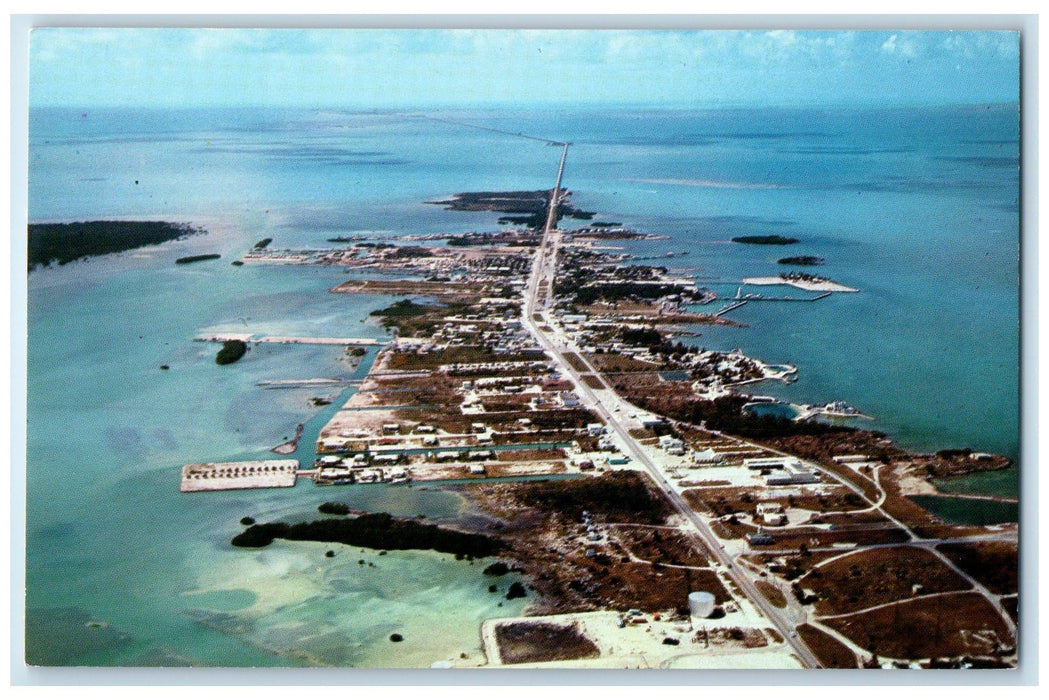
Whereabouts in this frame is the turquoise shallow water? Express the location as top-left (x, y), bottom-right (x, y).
top-left (25, 104), bottom-right (1019, 665)
top-left (909, 496), bottom-right (1018, 526)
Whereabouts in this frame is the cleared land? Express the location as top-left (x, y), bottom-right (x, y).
top-left (936, 541), bottom-right (1018, 595)
top-left (795, 624), bottom-right (858, 669)
top-left (464, 471), bottom-right (732, 616)
top-left (821, 592), bottom-right (1014, 660)
top-left (494, 621), bottom-right (601, 664)
top-left (754, 581), bottom-right (787, 608)
top-left (802, 546), bottom-right (972, 616)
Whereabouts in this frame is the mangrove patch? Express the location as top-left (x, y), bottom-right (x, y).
top-left (215, 340), bottom-right (248, 366)
top-left (230, 511), bottom-right (504, 558)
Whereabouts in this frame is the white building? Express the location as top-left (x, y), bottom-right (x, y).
top-left (658, 435), bottom-right (686, 455)
top-left (692, 448), bottom-right (724, 465)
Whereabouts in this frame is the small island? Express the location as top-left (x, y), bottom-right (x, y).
top-left (215, 340), bottom-right (248, 365)
top-left (732, 235), bottom-right (799, 245)
top-left (28, 220), bottom-right (203, 272)
top-left (428, 189), bottom-right (595, 229)
top-left (778, 255), bottom-right (824, 266)
top-left (318, 502), bottom-right (352, 515)
top-left (253, 238), bottom-right (273, 250)
top-left (175, 254), bottom-right (221, 265)
top-left (230, 510), bottom-right (504, 557)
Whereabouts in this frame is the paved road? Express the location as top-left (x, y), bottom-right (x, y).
top-left (695, 424), bottom-right (1018, 640)
top-left (520, 158), bottom-right (820, 668)
top-left (518, 143), bottom-right (1016, 666)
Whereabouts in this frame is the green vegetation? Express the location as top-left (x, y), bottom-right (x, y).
top-left (505, 582), bottom-right (528, 600)
top-left (370, 299), bottom-right (434, 320)
top-left (778, 256), bottom-right (824, 265)
top-left (318, 502), bottom-right (351, 516)
top-left (731, 235), bottom-right (799, 245)
top-left (563, 281), bottom-right (695, 306)
top-left (231, 511), bottom-right (504, 557)
top-left (429, 190), bottom-right (595, 230)
top-left (215, 340), bottom-right (248, 366)
top-left (783, 272), bottom-right (828, 283)
top-left (515, 471), bottom-right (671, 524)
top-left (483, 562), bottom-right (510, 576)
top-left (620, 327), bottom-right (663, 347)
top-left (253, 237), bottom-right (273, 249)
top-left (446, 232), bottom-right (540, 247)
top-left (631, 394), bottom-right (857, 439)
top-left (27, 220), bottom-right (202, 272)
top-left (175, 254), bottom-right (221, 264)
top-left (369, 298), bottom-right (445, 335)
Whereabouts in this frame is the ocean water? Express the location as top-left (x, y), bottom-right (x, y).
top-left (25, 104), bottom-right (1019, 666)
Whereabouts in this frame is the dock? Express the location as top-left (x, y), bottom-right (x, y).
top-left (715, 290), bottom-right (833, 316)
top-left (195, 333), bottom-right (386, 346)
top-left (257, 378), bottom-right (363, 388)
top-left (180, 459), bottom-right (299, 492)
top-left (715, 300), bottom-right (748, 316)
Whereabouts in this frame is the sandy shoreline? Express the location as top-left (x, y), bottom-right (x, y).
top-left (742, 275), bottom-right (859, 293)
top-left (895, 466), bottom-right (1017, 502)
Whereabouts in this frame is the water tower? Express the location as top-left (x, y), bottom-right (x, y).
top-left (688, 591), bottom-right (716, 619)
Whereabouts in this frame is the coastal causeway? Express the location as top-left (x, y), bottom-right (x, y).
top-left (178, 137), bottom-right (1017, 671)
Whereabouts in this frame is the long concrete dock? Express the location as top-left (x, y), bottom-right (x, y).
top-left (180, 459), bottom-right (299, 492)
top-left (195, 333), bottom-right (386, 346)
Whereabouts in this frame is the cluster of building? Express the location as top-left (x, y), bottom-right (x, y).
top-left (742, 457), bottom-right (821, 486)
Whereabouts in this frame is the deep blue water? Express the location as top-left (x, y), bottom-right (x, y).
top-left (26, 104), bottom-right (1019, 665)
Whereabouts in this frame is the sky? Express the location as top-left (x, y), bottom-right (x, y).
top-left (28, 28), bottom-right (1020, 109)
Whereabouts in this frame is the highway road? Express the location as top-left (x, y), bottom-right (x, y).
top-left (520, 148), bottom-right (821, 669)
top-left (518, 141), bottom-right (1016, 667)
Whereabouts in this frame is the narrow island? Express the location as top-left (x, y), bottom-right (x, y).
top-left (187, 174), bottom-right (1016, 670)
top-left (777, 256), bottom-right (824, 266)
top-left (231, 510), bottom-right (504, 558)
top-left (215, 340), bottom-right (248, 365)
top-left (428, 189), bottom-right (595, 229)
top-left (318, 502), bottom-right (352, 515)
top-left (176, 254), bottom-right (221, 265)
top-left (732, 235), bottom-right (800, 245)
top-left (742, 272), bottom-right (859, 293)
top-left (27, 220), bottom-right (203, 272)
